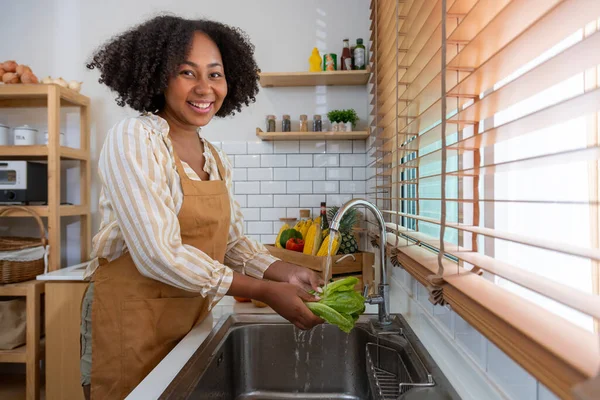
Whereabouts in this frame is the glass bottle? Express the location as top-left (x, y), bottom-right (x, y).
top-left (299, 115), bottom-right (308, 132)
top-left (282, 115), bottom-right (291, 132)
top-left (266, 115), bottom-right (276, 132)
top-left (353, 38), bottom-right (366, 70)
top-left (320, 202), bottom-right (329, 231)
top-left (313, 115), bottom-right (322, 132)
top-left (341, 39), bottom-right (352, 70)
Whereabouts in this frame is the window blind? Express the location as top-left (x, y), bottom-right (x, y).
top-left (367, 1), bottom-right (600, 398)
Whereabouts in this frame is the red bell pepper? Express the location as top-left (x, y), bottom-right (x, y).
top-left (285, 238), bottom-right (305, 252)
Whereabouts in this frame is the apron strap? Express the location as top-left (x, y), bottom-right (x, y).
top-left (204, 141), bottom-right (226, 181)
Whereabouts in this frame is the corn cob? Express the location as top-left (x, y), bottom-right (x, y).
top-left (303, 224), bottom-right (323, 255)
top-left (275, 223), bottom-right (289, 248)
top-left (317, 233), bottom-right (341, 256)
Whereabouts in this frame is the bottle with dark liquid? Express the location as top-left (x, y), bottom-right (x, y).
top-left (341, 39), bottom-right (352, 70)
top-left (320, 202), bottom-right (329, 231)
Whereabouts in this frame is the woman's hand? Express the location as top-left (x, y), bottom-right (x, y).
top-left (264, 260), bottom-right (325, 293)
top-left (260, 281), bottom-right (324, 330)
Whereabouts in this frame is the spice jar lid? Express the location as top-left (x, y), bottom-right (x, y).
top-left (0, 123), bottom-right (9, 129)
top-left (299, 114), bottom-right (307, 120)
top-left (299, 209), bottom-right (311, 219)
top-left (267, 115), bottom-right (276, 120)
top-left (14, 125), bottom-right (38, 132)
top-left (313, 115), bottom-right (322, 120)
top-left (283, 115), bottom-right (290, 119)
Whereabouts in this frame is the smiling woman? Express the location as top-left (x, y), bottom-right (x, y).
top-left (80, 15), bottom-right (325, 400)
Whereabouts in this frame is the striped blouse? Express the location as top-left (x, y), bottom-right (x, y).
top-left (84, 114), bottom-right (278, 308)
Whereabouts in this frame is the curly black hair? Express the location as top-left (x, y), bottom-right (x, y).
top-left (87, 15), bottom-right (260, 117)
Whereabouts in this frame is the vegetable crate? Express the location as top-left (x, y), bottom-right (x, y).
top-left (265, 245), bottom-right (374, 289)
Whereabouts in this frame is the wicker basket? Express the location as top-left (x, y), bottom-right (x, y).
top-left (0, 206), bottom-right (48, 284)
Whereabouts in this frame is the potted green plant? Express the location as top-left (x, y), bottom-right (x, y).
top-left (327, 109), bottom-right (358, 132)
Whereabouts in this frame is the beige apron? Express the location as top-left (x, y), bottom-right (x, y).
top-left (90, 142), bottom-right (230, 399)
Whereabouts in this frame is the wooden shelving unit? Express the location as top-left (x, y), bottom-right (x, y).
top-left (0, 280), bottom-right (45, 400)
top-left (259, 68), bottom-right (370, 88)
top-left (256, 128), bottom-right (369, 141)
top-left (0, 84), bottom-right (91, 272)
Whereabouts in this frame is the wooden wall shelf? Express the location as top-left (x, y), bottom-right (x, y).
top-left (0, 84), bottom-right (89, 108)
top-left (0, 145), bottom-right (88, 161)
top-left (256, 128), bottom-right (369, 141)
top-left (259, 69), bottom-right (370, 87)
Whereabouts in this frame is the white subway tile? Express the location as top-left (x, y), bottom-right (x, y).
top-left (313, 154), bottom-right (339, 167)
top-left (300, 194), bottom-right (326, 207)
top-left (235, 154), bottom-right (261, 168)
top-left (326, 194), bottom-right (353, 206)
top-left (274, 195), bottom-right (300, 207)
top-left (353, 167), bottom-right (366, 180)
top-left (455, 314), bottom-right (486, 368)
top-left (234, 194), bottom-right (247, 207)
top-left (340, 181), bottom-right (366, 194)
top-left (353, 140), bottom-right (366, 153)
top-left (247, 221), bottom-right (273, 235)
top-left (274, 141), bottom-right (300, 154)
top-left (247, 140), bottom-right (274, 154)
top-left (221, 141), bottom-right (247, 155)
top-left (260, 235), bottom-right (277, 244)
top-left (313, 181), bottom-right (339, 193)
top-left (240, 208), bottom-right (260, 221)
top-left (286, 208), bottom-right (302, 219)
top-left (232, 168), bottom-right (247, 181)
top-left (261, 208), bottom-right (287, 221)
top-left (247, 168), bottom-right (273, 181)
top-left (326, 140), bottom-right (353, 153)
top-left (340, 154), bottom-right (366, 167)
top-left (287, 154), bottom-right (313, 167)
top-left (261, 181), bottom-right (287, 194)
top-left (247, 195), bottom-right (273, 207)
top-left (326, 168), bottom-right (353, 180)
top-left (235, 181), bottom-right (260, 194)
top-left (274, 168), bottom-right (299, 181)
top-left (300, 168), bottom-right (326, 181)
top-left (353, 193), bottom-right (367, 199)
top-left (287, 181), bottom-right (312, 194)
top-left (261, 154), bottom-right (287, 167)
top-left (300, 140), bottom-right (326, 154)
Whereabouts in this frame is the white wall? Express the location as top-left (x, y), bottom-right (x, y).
top-left (0, 0), bottom-right (370, 240)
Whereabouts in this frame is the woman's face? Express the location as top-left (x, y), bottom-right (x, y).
top-left (163, 31), bottom-right (228, 127)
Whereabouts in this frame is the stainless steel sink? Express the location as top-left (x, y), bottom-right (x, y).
top-left (159, 314), bottom-right (459, 400)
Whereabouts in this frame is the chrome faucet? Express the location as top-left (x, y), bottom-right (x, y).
top-left (330, 199), bottom-right (392, 326)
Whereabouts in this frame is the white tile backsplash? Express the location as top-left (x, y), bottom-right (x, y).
top-left (314, 154), bottom-right (339, 167)
top-left (247, 221), bottom-right (273, 235)
top-left (261, 235), bottom-right (277, 244)
top-left (353, 167), bottom-right (366, 180)
top-left (232, 168), bottom-right (247, 182)
top-left (240, 208), bottom-right (260, 221)
top-left (340, 153), bottom-right (366, 167)
top-left (274, 141), bottom-right (300, 154)
top-left (327, 140), bottom-right (353, 153)
top-left (261, 154), bottom-right (287, 167)
top-left (353, 140), bottom-right (366, 153)
top-left (287, 154), bottom-right (313, 167)
top-left (274, 168), bottom-right (299, 181)
top-left (313, 181), bottom-right (339, 193)
top-left (300, 194), bottom-right (326, 207)
top-left (247, 168), bottom-right (273, 181)
top-left (260, 208), bottom-right (287, 221)
top-left (234, 194), bottom-right (247, 207)
top-left (235, 154), bottom-right (261, 168)
top-left (287, 181), bottom-right (312, 194)
top-left (261, 181), bottom-right (287, 194)
top-left (300, 168), bottom-right (326, 181)
top-left (326, 168), bottom-right (353, 180)
top-left (326, 194), bottom-right (353, 206)
top-left (340, 181), bottom-right (366, 193)
top-left (221, 141), bottom-right (247, 155)
top-left (286, 208), bottom-right (302, 219)
top-left (300, 140), bottom-right (326, 153)
top-left (274, 195), bottom-right (300, 207)
top-left (247, 195), bottom-right (273, 208)
top-left (487, 342), bottom-right (537, 400)
top-left (235, 181), bottom-right (260, 194)
top-left (247, 140), bottom-right (274, 154)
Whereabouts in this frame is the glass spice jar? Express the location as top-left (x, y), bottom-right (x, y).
top-left (282, 115), bottom-right (291, 132)
top-left (299, 114), bottom-right (308, 132)
top-left (313, 115), bottom-right (322, 132)
top-left (266, 115), bottom-right (276, 132)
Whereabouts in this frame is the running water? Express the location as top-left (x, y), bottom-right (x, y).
top-left (323, 230), bottom-right (340, 287)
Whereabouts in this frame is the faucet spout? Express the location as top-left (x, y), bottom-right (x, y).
top-left (331, 199), bottom-right (392, 325)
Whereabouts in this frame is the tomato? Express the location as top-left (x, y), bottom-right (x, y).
top-left (285, 237), bottom-right (305, 252)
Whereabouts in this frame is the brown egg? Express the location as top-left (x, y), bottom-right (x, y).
top-left (2, 60), bottom-right (17, 72)
top-left (21, 72), bottom-right (39, 84)
top-left (2, 72), bottom-right (19, 84)
top-left (0, 68), bottom-right (5, 79)
top-left (15, 65), bottom-right (32, 76)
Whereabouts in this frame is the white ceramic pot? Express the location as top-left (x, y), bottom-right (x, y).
top-left (344, 122), bottom-right (353, 132)
top-left (0, 124), bottom-right (9, 145)
top-left (44, 131), bottom-right (66, 146)
top-left (13, 125), bottom-right (38, 146)
top-left (332, 122), bottom-right (340, 132)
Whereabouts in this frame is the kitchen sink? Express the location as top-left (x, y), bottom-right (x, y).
top-left (159, 314), bottom-right (459, 400)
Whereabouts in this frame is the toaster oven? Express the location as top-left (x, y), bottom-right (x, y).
top-left (0, 161), bottom-right (48, 204)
